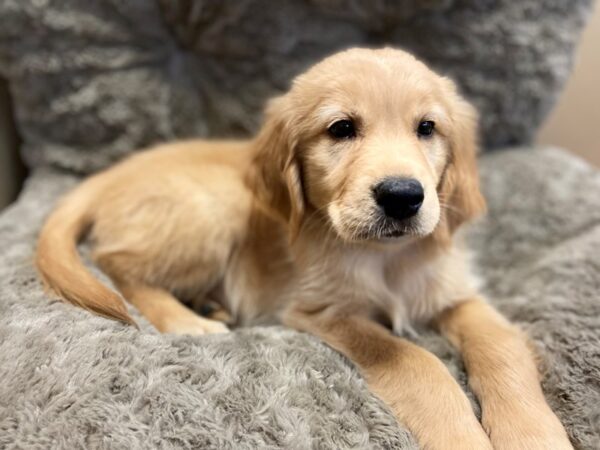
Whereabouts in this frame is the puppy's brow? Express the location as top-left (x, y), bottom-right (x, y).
top-left (316, 105), bottom-right (349, 124)
top-left (418, 105), bottom-right (446, 121)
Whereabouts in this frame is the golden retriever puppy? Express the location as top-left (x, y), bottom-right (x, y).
top-left (36, 48), bottom-right (572, 450)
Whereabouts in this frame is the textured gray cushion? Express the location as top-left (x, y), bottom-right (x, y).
top-left (0, 147), bottom-right (598, 449)
top-left (0, 0), bottom-right (593, 173)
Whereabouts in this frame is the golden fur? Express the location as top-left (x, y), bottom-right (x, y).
top-left (36, 48), bottom-right (571, 449)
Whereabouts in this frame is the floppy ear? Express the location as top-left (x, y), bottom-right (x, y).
top-left (251, 96), bottom-right (305, 239)
top-left (434, 93), bottom-right (486, 243)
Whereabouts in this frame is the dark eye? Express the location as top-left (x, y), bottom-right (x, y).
top-left (328, 119), bottom-right (356, 139)
top-left (417, 120), bottom-right (435, 137)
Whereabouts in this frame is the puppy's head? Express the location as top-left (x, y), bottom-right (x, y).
top-left (253, 48), bottom-right (485, 244)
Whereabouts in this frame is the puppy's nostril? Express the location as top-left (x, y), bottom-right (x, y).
top-left (373, 178), bottom-right (424, 221)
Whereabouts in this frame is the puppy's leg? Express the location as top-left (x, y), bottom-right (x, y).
top-left (284, 306), bottom-right (492, 450)
top-left (197, 300), bottom-right (233, 324)
top-left (120, 285), bottom-right (229, 335)
top-left (435, 298), bottom-right (572, 450)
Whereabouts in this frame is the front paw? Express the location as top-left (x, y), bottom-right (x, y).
top-left (486, 406), bottom-right (573, 450)
top-left (163, 316), bottom-right (230, 335)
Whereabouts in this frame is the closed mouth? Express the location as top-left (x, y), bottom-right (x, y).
top-left (342, 216), bottom-right (420, 242)
top-left (380, 228), bottom-right (406, 238)
top-left (352, 224), bottom-right (411, 241)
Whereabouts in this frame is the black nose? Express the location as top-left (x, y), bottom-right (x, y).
top-left (373, 178), bottom-right (424, 220)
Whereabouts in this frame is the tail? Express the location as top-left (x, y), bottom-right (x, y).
top-left (35, 177), bottom-right (136, 326)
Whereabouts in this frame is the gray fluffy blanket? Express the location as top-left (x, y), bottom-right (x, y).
top-left (0, 147), bottom-right (599, 449)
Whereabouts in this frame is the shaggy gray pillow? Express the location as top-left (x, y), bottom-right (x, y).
top-left (0, 0), bottom-right (593, 173)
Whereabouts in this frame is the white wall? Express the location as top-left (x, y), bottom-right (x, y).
top-left (537, 4), bottom-right (600, 167)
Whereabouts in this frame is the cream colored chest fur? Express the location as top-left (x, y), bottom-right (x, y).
top-left (314, 242), bottom-right (479, 334)
top-left (227, 225), bottom-right (479, 333)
